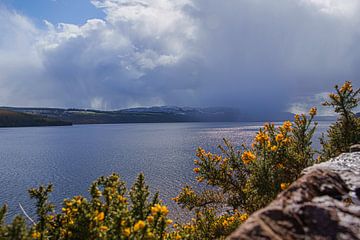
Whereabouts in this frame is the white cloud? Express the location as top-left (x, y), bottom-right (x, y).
top-left (301, 0), bottom-right (360, 17)
top-left (288, 92), bottom-right (335, 116)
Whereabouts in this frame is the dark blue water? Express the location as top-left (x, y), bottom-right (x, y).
top-left (0, 122), bottom-right (330, 220)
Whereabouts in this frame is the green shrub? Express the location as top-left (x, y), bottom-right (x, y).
top-left (0, 174), bottom-right (173, 239)
top-left (173, 110), bottom-right (317, 237)
top-left (320, 81), bottom-right (360, 160)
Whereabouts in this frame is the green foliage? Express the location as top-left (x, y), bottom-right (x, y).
top-left (169, 208), bottom-right (246, 240)
top-left (0, 173), bottom-right (172, 239)
top-left (320, 81), bottom-right (360, 160)
top-left (174, 111), bottom-right (317, 236)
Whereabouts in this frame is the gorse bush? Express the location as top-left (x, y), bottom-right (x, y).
top-left (0, 81), bottom-right (357, 239)
top-left (0, 174), bottom-right (173, 239)
top-left (172, 109), bottom-right (317, 238)
top-left (320, 81), bottom-right (360, 160)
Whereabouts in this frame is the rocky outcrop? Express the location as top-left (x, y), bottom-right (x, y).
top-left (228, 151), bottom-right (360, 240)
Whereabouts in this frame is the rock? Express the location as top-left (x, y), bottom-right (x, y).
top-left (350, 145), bottom-right (360, 153)
top-left (227, 153), bottom-right (360, 240)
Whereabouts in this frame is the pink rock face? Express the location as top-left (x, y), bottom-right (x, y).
top-left (228, 152), bottom-right (360, 240)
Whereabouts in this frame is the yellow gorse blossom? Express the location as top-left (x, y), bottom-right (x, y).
top-left (123, 228), bottom-right (131, 237)
top-left (146, 215), bottom-right (154, 223)
top-left (196, 176), bottom-right (204, 182)
top-left (96, 212), bottom-right (105, 221)
top-left (32, 231), bottom-right (41, 239)
top-left (309, 107), bottom-right (317, 117)
top-left (99, 225), bottom-right (109, 232)
top-left (222, 219), bottom-right (228, 227)
top-left (280, 183), bottom-right (289, 190)
top-left (146, 231), bottom-right (154, 238)
top-left (117, 195), bottom-right (127, 203)
top-left (241, 151), bottom-right (256, 165)
top-left (161, 205), bottom-right (169, 215)
top-left (240, 213), bottom-right (249, 221)
top-left (282, 121), bottom-right (292, 131)
top-left (271, 145), bottom-right (278, 152)
top-left (134, 220), bottom-right (145, 231)
top-left (329, 93), bottom-right (340, 101)
top-left (340, 81), bottom-right (352, 93)
top-left (277, 163), bottom-right (284, 169)
top-left (255, 130), bottom-right (269, 144)
top-left (151, 204), bottom-right (169, 216)
top-left (275, 133), bottom-right (284, 143)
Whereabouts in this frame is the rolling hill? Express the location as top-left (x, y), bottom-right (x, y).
top-left (0, 109), bottom-right (72, 127)
top-left (1, 106), bottom-right (297, 125)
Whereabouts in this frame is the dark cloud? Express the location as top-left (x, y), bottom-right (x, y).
top-left (0, 0), bottom-right (359, 116)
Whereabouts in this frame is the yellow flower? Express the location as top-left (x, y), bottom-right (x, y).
top-left (222, 219), bottom-right (229, 227)
top-left (123, 228), bottom-right (131, 237)
top-left (280, 183), bottom-right (289, 190)
top-left (309, 107), bottom-right (317, 117)
top-left (134, 220), bottom-right (146, 231)
top-left (32, 231), bottom-right (41, 239)
top-left (240, 213), bottom-right (249, 221)
top-left (241, 151), bottom-right (256, 165)
top-left (276, 163), bottom-right (284, 169)
top-left (294, 114), bottom-right (300, 122)
top-left (147, 231), bottom-right (155, 238)
top-left (151, 204), bottom-right (161, 215)
top-left (329, 93), bottom-right (340, 101)
top-left (271, 145), bottom-right (278, 152)
top-left (99, 225), bottom-right (109, 232)
top-left (147, 215), bottom-right (154, 223)
top-left (175, 234), bottom-right (182, 240)
top-left (282, 121), bottom-right (292, 131)
top-left (117, 195), bottom-right (127, 203)
top-left (96, 212), bottom-right (105, 221)
top-left (193, 168), bottom-right (200, 174)
top-left (340, 81), bottom-right (352, 93)
top-left (166, 219), bottom-right (173, 225)
top-left (283, 138), bottom-right (291, 145)
top-left (161, 205), bottom-right (169, 215)
top-left (275, 133), bottom-right (284, 143)
top-left (255, 131), bottom-right (269, 144)
top-left (196, 176), bottom-right (204, 183)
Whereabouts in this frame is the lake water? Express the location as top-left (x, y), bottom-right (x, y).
top-left (0, 122), bottom-right (330, 220)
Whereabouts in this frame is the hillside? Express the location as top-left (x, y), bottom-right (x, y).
top-left (3, 106), bottom-right (295, 124)
top-left (0, 109), bottom-right (72, 127)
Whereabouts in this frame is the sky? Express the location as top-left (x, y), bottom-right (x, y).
top-left (0, 0), bottom-right (359, 115)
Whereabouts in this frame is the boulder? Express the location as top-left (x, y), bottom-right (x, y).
top-left (227, 152), bottom-right (360, 240)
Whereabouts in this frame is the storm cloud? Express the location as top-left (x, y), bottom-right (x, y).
top-left (0, 0), bottom-right (359, 115)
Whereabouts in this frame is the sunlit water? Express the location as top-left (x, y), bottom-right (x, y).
top-left (0, 122), bottom-right (330, 221)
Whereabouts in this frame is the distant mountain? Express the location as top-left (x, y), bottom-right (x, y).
top-left (0, 109), bottom-right (72, 127)
top-left (356, 112), bottom-right (360, 118)
top-left (3, 106), bottom-right (243, 124)
top-left (2, 106), bottom-right (297, 125)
